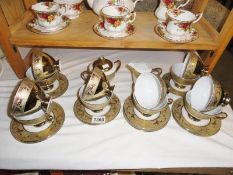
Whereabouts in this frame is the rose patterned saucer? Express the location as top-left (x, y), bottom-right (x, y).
top-left (155, 23), bottom-right (198, 43)
top-left (26, 16), bottom-right (70, 35)
top-left (93, 21), bottom-right (135, 40)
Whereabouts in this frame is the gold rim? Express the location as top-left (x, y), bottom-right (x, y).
top-left (183, 51), bottom-right (199, 79)
top-left (10, 102), bottom-right (65, 143)
top-left (73, 94), bottom-right (121, 125)
top-left (172, 98), bottom-right (221, 137)
top-left (170, 69), bottom-right (197, 85)
top-left (123, 96), bottom-right (171, 132)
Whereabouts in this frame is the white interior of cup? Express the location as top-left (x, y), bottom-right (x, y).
top-left (134, 72), bottom-right (161, 109)
top-left (190, 76), bottom-right (213, 111)
top-left (171, 63), bottom-right (185, 77)
top-left (168, 9), bottom-right (196, 22)
top-left (102, 5), bottom-right (129, 17)
top-left (32, 2), bottom-right (59, 12)
top-left (134, 107), bottom-right (160, 121)
top-left (128, 62), bottom-right (152, 73)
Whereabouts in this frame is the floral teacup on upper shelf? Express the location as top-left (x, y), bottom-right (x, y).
top-left (166, 9), bottom-right (203, 36)
top-left (100, 5), bottom-right (136, 34)
top-left (54, 0), bottom-right (84, 19)
top-left (31, 2), bottom-right (62, 28)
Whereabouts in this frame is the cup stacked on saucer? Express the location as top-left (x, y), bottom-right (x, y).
top-left (74, 60), bottom-right (121, 125)
top-left (172, 75), bottom-right (231, 136)
top-left (54, 0), bottom-right (84, 19)
top-left (162, 51), bottom-right (207, 97)
top-left (26, 50), bottom-right (69, 98)
top-left (8, 78), bottom-right (65, 143)
top-left (123, 63), bottom-right (172, 132)
top-left (155, 8), bottom-right (202, 43)
top-left (27, 2), bottom-right (70, 34)
top-left (93, 4), bottom-right (136, 39)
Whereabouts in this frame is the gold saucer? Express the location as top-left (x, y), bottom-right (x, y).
top-left (162, 73), bottom-right (187, 97)
top-left (10, 102), bottom-right (65, 143)
top-left (73, 94), bottom-right (121, 125)
top-left (172, 98), bottom-right (221, 137)
top-left (123, 96), bottom-right (171, 132)
top-left (46, 73), bottom-right (68, 98)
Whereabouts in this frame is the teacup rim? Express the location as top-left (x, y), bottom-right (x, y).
top-left (54, 0), bottom-right (83, 5)
top-left (32, 2), bottom-right (59, 13)
top-left (167, 9), bottom-right (197, 23)
top-left (100, 5), bottom-right (130, 19)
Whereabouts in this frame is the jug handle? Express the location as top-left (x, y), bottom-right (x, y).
top-left (114, 60), bottom-right (121, 72)
top-left (193, 13), bottom-right (203, 24)
top-left (177, 0), bottom-right (191, 8)
top-left (152, 67), bottom-right (162, 76)
top-left (126, 11), bottom-right (136, 23)
top-left (133, 0), bottom-right (143, 7)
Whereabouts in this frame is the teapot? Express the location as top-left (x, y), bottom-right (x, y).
top-left (155, 0), bottom-right (191, 22)
top-left (87, 0), bottom-right (143, 15)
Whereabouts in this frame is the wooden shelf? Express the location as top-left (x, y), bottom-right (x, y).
top-left (10, 10), bottom-right (220, 50)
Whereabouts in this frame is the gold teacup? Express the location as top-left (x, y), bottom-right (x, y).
top-left (31, 50), bottom-right (60, 90)
top-left (9, 78), bottom-right (52, 126)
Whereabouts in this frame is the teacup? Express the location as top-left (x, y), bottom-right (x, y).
top-left (54, 0), bottom-right (83, 19)
top-left (100, 5), bottom-right (136, 33)
top-left (31, 2), bottom-right (62, 28)
top-left (166, 9), bottom-right (202, 36)
top-left (133, 72), bottom-right (168, 115)
top-left (78, 85), bottom-right (112, 111)
top-left (10, 78), bottom-right (51, 117)
top-left (182, 51), bottom-right (207, 79)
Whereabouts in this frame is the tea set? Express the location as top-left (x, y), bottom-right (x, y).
top-left (73, 57), bottom-right (121, 125)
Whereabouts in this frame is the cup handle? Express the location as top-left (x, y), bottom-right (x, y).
top-left (177, 0), bottom-right (191, 8)
top-left (80, 71), bottom-right (90, 81)
top-left (193, 13), bottom-right (203, 23)
top-left (152, 67), bottom-right (162, 76)
top-left (126, 12), bottom-right (136, 23)
top-left (216, 112), bottom-right (228, 120)
top-left (114, 60), bottom-right (121, 72)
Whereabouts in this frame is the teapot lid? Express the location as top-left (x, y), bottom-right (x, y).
top-left (93, 57), bottom-right (113, 72)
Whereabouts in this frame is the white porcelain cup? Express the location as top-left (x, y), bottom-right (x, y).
top-left (31, 2), bottom-right (62, 28)
top-left (134, 72), bottom-right (161, 109)
top-left (100, 5), bottom-right (136, 33)
top-left (190, 76), bottom-right (213, 111)
top-left (166, 9), bottom-right (202, 36)
top-left (54, 0), bottom-right (83, 19)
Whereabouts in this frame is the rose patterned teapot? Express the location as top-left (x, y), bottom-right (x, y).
top-left (87, 0), bottom-right (143, 15)
top-left (155, 0), bottom-right (191, 22)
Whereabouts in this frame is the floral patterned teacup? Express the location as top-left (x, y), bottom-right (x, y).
top-left (54, 0), bottom-right (84, 19)
top-left (166, 9), bottom-right (202, 36)
top-left (31, 2), bottom-right (62, 28)
top-left (100, 5), bottom-right (136, 33)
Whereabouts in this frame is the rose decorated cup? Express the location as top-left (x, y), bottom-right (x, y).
top-left (166, 9), bottom-right (202, 36)
top-left (31, 2), bottom-right (62, 28)
top-left (100, 5), bottom-right (136, 33)
top-left (54, 0), bottom-right (83, 19)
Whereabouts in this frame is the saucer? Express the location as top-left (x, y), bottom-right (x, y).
top-left (26, 16), bottom-right (70, 35)
top-left (73, 94), bottom-right (121, 125)
top-left (123, 96), bottom-right (171, 132)
top-left (45, 73), bottom-right (69, 98)
top-left (162, 73), bottom-right (189, 97)
top-left (10, 102), bottom-right (65, 143)
top-left (93, 21), bottom-right (135, 40)
top-left (172, 98), bottom-right (221, 137)
top-left (155, 23), bottom-right (198, 43)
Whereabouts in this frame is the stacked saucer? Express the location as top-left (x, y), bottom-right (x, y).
top-left (8, 78), bottom-right (65, 143)
top-left (163, 51), bottom-right (207, 97)
top-left (172, 75), bottom-right (231, 136)
top-left (26, 50), bottom-right (69, 98)
top-left (123, 63), bottom-right (172, 132)
top-left (74, 58), bottom-right (121, 125)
